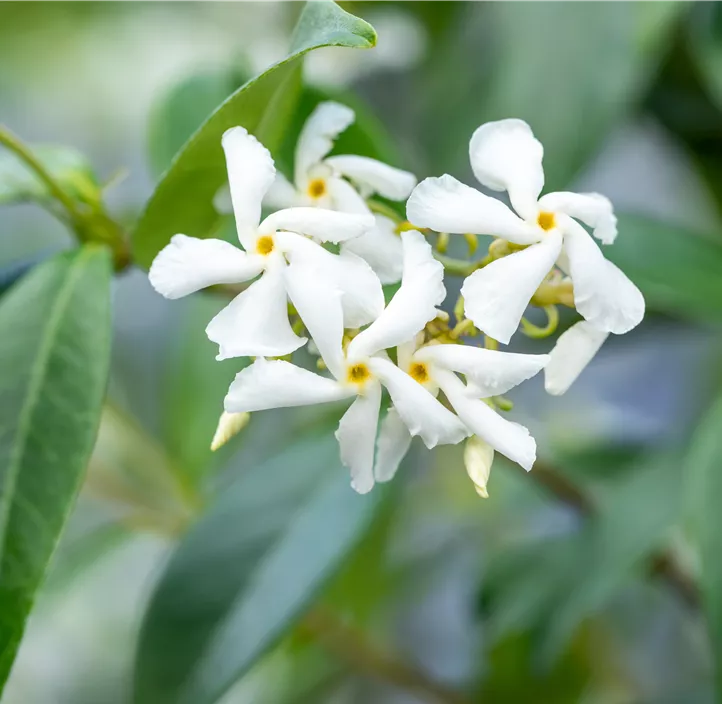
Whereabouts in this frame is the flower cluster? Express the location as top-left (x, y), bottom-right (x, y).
top-left (149, 105), bottom-right (644, 497)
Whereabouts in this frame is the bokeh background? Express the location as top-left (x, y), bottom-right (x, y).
top-left (2, 2), bottom-right (722, 703)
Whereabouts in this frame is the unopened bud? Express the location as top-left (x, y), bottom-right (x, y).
top-left (463, 436), bottom-right (494, 498)
top-left (210, 411), bottom-right (250, 452)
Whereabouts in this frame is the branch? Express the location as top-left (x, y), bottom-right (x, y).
top-left (303, 607), bottom-right (473, 704)
top-left (529, 460), bottom-right (699, 609)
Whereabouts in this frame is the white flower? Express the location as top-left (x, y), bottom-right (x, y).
top-left (406, 118), bottom-right (645, 344)
top-left (265, 101), bottom-right (417, 284)
top-left (149, 126), bottom-right (383, 360)
top-left (224, 230), bottom-right (469, 494)
top-left (544, 320), bottom-right (609, 396)
top-left (378, 334), bottom-right (548, 482)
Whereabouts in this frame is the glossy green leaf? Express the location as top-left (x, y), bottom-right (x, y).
top-left (610, 214), bottom-right (722, 323)
top-left (425, 3), bottom-right (683, 187)
top-left (134, 434), bottom-right (383, 704)
top-left (686, 395), bottom-right (722, 696)
top-left (0, 145), bottom-right (100, 207)
top-left (0, 244), bottom-right (112, 691)
top-left (132, 0), bottom-right (376, 269)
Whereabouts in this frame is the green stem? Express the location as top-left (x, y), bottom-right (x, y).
top-left (432, 252), bottom-right (477, 277)
top-left (366, 198), bottom-right (405, 223)
top-left (0, 125), bottom-right (87, 235)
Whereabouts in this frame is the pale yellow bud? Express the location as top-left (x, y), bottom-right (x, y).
top-left (463, 436), bottom-right (494, 498)
top-left (210, 411), bottom-right (250, 452)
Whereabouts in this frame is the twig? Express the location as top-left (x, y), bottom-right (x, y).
top-left (529, 460), bottom-right (699, 608)
top-left (303, 607), bottom-right (473, 704)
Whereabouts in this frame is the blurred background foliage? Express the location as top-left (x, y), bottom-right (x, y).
top-left (3, 2), bottom-right (722, 703)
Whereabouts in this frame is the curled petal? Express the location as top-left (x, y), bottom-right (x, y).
top-left (415, 343), bottom-right (549, 398)
top-left (464, 436), bottom-right (494, 498)
top-left (206, 263), bottom-right (305, 360)
top-left (325, 154), bottom-right (417, 201)
top-left (295, 101), bottom-right (354, 187)
top-left (224, 358), bottom-right (352, 413)
top-left (264, 172), bottom-right (300, 210)
top-left (210, 411), bottom-right (250, 452)
top-left (341, 215), bottom-right (404, 285)
top-left (538, 191), bottom-right (617, 244)
top-left (563, 218), bottom-right (644, 334)
top-left (280, 232), bottom-right (384, 329)
top-left (369, 357), bottom-right (469, 449)
top-left (284, 260), bottom-right (345, 380)
top-left (349, 230), bottom-right (444, 359)
top-left (469, 118), bottom-right (544, 221)
top-left (149, 235), bottom-right (263, 299)
top-left (336, 382), bottom-right (382, 494)
top-left (327, 176), bottom-right (370, 214)
top-left (221, 127), bottom-right (276, 249)
top-left (461, 232), bottom-right (563, 344)
top-left (437, 369), bottom-right (536, 471)
top-left (406, 175), bottom-right (540, 244)
top-left (374, 406), bottom-right (412, 483)
top-left (545, 320), bottom-right (609, 396)
top-left (259, 207), bottom-right (374, 244)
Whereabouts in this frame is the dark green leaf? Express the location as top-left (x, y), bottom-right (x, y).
top-left (609, 213), bottom-right (722, 324)
top-left (686, 395), bottom-right (722, 696)
top-left (0, 146), bottom-right (100, 207)
top-left (688, 3), bottom-right (722, 113)
top-left (132, 0), bottom-right (376, 269)
top-left (134, 434), bottom-right (383, 704)
top-left (0, 245), bottom-right (112, 691)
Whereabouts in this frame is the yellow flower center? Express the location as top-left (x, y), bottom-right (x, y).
top-left (346, 362), bottom-right (371, 385)
top-left (409, 361), bottom-right (430, 384)
top-left (255, 235), bottom-right (275, 255)
top-left (537, 211), bottom-right (556, 232)
top-left (307, 178), bottom-right (327, 200)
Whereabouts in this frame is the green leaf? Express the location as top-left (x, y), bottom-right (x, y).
top-left (609, 213), bottom-right (722, 324)
top-left (425, 3), bottom-right (683, 187)
top-left (686, 395), bottom-right (722, 696)
top-left (163, 295), bottom-right (247, 484)
top-left (0, 145), bottom-right (100, 207)
top-left (688, 4), bottom-right (722, 113)
top-left (134, 434), bottom-right (383, 704)
top-left (132, 0), bottom-right (376, 269)
top-left (147, 68), bottom-right (249, 178)
top-left (0, 244), bottom-right (112, 691)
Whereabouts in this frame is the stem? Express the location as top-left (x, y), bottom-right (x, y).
top-left (303, 607), bottom-right (473, 704)
top-left (433, 252), bottom-right (477, 277)
top-left (520, 305), bottom-right (559, 339)
top-left (0, 125), bottom-right (86, 234)
top-left (528, 460), bottom-right (699, 608)
top-left (367, 198), bottom-right (405, 224)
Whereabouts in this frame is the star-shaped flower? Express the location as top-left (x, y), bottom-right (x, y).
top-left (264, 101), bottom-right (418, 283)
top-left (407, 118), bottom-right (645, 344)
top-left (149, 126), bottom-right (383, 360)
top-left (224, 230), bottom-right (469, 494)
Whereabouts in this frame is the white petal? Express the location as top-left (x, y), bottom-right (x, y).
top-left (349, 230), bottom-right (444, 359)
top-left (369, 357), bottom-right (469, 449)
top-left (326, 176), bottom-right (370, 214)
top-left (280, 232), bottom-right (384, 329)
top-left (437, 369), bottom-right (536, 471)
top-left (336, 382), bottom-right (382, 494)
top-left (461, 232), bottom-right (563, 344)
top-left (563, 218), bottom-right (645, 334)
top-left (295, 101), bottom-right (354, 187)
top-left (538, 191), bottom-right (617, 244)
top-left (414, 344), bottom-right (549, 398)
top-left (221, 127), bottom-right (276, 249)
top-left (374, 406), bottom-right (412, 483)
top-left (341, 214), bottom-right (405, 285)
top-left (469, 118), bottom-right (544, 221)
top-left (225, 358), bottom-right (352, 413)
top-left (148, 234), bottom-right (263, 300)
top-left (284, 259), bottom-right (345, 380)
top-left (325, 155), bottom-right (417, 201)
top-left (406, 175), bottom-right (540, 244)
top-left (206, 263), bottom-right (306, 360)
top-left (264, 172), bottom-right (300, 210)
top-left (259, 207), bottom-right (374, 244)
top-left (464, 436), bottom-right (494, 498)
top-left (544, 320), bottom-right (609, 396)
